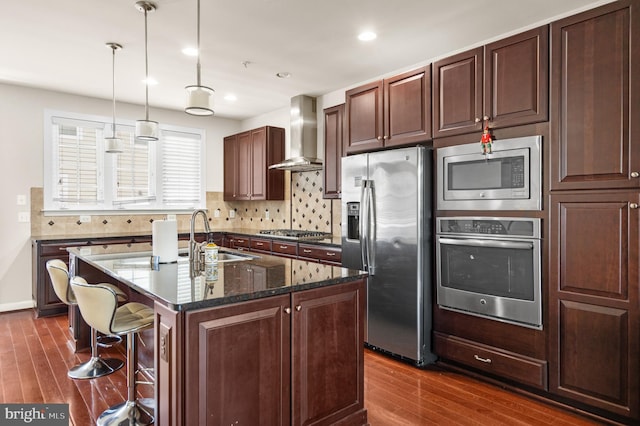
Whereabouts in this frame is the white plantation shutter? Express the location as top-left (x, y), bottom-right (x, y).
top-left (44, 110), bottom-right (205, 212)
top-left (114, 129), bottom-right (156, 205)
top-left (52, 117), bottom-right (103, 206)
top-left (161, 130), bottom-right (203, 206)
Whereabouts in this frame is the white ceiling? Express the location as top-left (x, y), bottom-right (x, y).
top-left (0, 0), bottom-right (610, 120)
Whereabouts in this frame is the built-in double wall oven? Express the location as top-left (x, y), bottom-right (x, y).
top-left (435, 136), bottom-right (543, 329)
top-left (435, 217), bottom-right (542, 329)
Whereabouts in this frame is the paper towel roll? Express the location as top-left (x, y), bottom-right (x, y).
top-left (152, 220), bottom-right (178, 263)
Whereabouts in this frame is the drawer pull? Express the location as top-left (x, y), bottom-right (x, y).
top-left (279, 245), bottom-right (289, 249)
top-left (474, 355), bottom-right (492, 364)
top-left (237, 239), bottom-right (245, 243)
top-left (303, 249), bottom-right (312, 253)
top-left (326, 252), bottom-right (336, 256)
top-left (256, 242), bottom-right (263, 246)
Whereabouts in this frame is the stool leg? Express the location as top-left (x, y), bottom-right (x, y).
top-left (97, 332), bottom-right (154, 426)
top-left (68, 327), bottom-right (124, 380)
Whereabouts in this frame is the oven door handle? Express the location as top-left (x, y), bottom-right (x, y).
top-left (438, 237), bottom-right (533, 250)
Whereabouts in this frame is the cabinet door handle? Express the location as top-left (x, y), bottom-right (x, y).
top-left (383, 135), bottom-right (388, 140)
top-left (284, 307), bottom-right (292, 314)
top-left (474, 355), bottom-right (492, 364)
top-left (377, 136), bottom-right (383, 141)
top-left (630, 203), bottom-right (639, 209)
top-left (475, 117), bottom-right (481, 123)
top-left (295, 305), bottom-right (302, 311)
top-left (483, 115), bottom-right (490, 121)
top-left (631, 172), bottom-right (639, 178)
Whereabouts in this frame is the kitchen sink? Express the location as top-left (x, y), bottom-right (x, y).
top-left (178, 250), bottom-right (258, 263)
top-left (217, 250), bottom-right (257, 262)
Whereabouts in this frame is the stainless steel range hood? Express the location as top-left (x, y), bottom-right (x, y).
top-left (269, 95), bottom-right (323, 172)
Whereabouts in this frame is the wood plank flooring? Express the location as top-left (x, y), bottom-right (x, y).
top-left (0, 309), bottom-right (607, 425)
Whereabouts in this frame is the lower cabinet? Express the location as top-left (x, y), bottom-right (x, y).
top-left (549, 190), bottom-right (639, 421)
top-left (182, 279), bottom-right (367, 426)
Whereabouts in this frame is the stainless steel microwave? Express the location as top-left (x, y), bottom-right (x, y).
top-left (436, 135), bottom-right (542, 210)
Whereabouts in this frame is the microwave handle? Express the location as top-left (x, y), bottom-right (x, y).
top-left (438, 237), bottom-right (533, 250)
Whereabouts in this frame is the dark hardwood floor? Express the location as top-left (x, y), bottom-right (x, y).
top-left (1, 309), bottom-right (606, 425)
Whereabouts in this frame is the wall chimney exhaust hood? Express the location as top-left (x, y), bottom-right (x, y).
top-left (269, 95), bottom-right (323, 172)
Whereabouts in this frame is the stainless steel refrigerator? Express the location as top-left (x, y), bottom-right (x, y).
top-left (341, 146), bottom-right (436, 366)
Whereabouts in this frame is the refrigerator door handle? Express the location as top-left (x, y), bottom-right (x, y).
top-left (366, 180), bottom-right (376, 275)
top-left (359, 181), bottom-right (369, 270)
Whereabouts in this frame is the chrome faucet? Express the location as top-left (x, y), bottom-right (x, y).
top-left (190, 209), bottom-right (211, 270)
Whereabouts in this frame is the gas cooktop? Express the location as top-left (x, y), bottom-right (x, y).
top-left (257, 229), bottom-right (332, 241)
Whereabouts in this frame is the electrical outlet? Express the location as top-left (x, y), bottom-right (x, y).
top-left (18, 212), bottom-right (30, 223)
top-left (213, 209), bottom-right (220, 218)
top-left (79, 215), bottom-right (91, 223)
top-left (17, 194), bottom-right (26, 206)
top-left (265, 210), bottom-right (270, 220)
top-left (166, 214), bottom-right (176, 221)
top-left (229, 210), bottom-right (236, 219)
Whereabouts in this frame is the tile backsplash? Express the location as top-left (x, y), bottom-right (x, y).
top-left (31, 170), bottom-right (342, 238)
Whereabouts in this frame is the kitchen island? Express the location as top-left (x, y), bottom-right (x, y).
top-left (68, 243), bottom-right (368, 426)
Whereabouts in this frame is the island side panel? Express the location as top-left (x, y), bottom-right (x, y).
top-left (155, 302), bottom-right (185, 426)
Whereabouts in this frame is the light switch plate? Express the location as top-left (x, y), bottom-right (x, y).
top-left (18, 212), bottom-right (30, 223)
top-left (79, 215), bottom-right (91, 223)
top-left (17, 194), bottom-right (27, 206)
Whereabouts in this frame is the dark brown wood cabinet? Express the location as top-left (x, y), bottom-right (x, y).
top-left (433, 26), bottom-right (548, 138)
top-left (550, 0), bottom-right (640, 191)
top-left (546, 3), bottom-right (640, 423)
top-left (297, 243), bottom-right (341, 266)
top-left (549, 190), bottom-right (639, 420)
top-left (323, 104), bottom-right (345, 199)
top-left (223, 126), bottom-right (285, 201)
top-left (345, 66), bottom-right (431, 154)
top-left (183, 279), bottom-right (367, 426)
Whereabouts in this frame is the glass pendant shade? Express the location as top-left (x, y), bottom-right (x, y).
top-left (135, 119), bottom-right (159, 141)
top-left (135, 1), bottom-right (159, 141)
top-left (105, 42), bottom-right (123, 153)
top-left (185, 85), bottom-right (214, 115)
top-left (185, 0), bottom-right (214, 116)
top-left (105, 136), bottom-right (123, 153)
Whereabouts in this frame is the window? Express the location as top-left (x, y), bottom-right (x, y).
top-left (44, 110), bottom-right (205, 213)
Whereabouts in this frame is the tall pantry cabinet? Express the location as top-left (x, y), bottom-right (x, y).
top-left (548, 0), bottom-right (639, 421)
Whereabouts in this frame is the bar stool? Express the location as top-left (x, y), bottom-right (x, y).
top-left (45, 259), bottom-right (126, 379)
top-left (70, 277), bottom-right (155, 426)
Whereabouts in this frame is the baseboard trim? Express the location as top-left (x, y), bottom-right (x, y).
top-left (0, 300), bottom-right (35, 313)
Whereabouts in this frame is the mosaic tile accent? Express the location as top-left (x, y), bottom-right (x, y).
top-left (291, 171), bottom-right (332, 233)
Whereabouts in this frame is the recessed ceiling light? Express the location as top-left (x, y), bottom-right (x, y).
top-left (276, 72), bottom-right (291, 79)
top-left (142, 77), bottom-right (158, 86)
top-left (358, 31), bottom-right (377, 41)
top-left (182, 47), bottom-right (198, 56)
top-left (224, 94), bottom-right (237, 101)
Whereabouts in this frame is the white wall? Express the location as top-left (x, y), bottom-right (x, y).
top-left (0, 82), bottom-right (241, 311)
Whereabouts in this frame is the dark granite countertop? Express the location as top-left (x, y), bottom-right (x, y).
top-left (34, 228), bottom-right (341, 247)
top-left (68, 242), bottom-right (364, 312)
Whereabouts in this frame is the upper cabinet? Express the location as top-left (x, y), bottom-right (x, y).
top-left (323, 104), bottom-right (345, 199)
top-left (223, 126), bottom-right (285, 201)
top-left (550, 0), bottom-right (640, 191)
top-left (345, 66), bottom-right (432, 154)
top-left (432, 26), bottom-right (548, 138)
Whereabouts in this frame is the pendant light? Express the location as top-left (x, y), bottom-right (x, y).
top-left (105, 43), bottom-right (123, 153)
top-left (185, 0), bottom-right (214, 116)
top-left (135, 1), bottom-right (159, 141)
